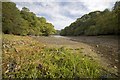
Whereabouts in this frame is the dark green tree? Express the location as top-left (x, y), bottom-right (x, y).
top-left (60, 1), bottom-right (120, 36)
top-left (2, 2), bottom-right (27, 35)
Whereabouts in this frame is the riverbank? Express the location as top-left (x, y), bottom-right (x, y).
top-left (67, 35), bottom-right (118, 71)
top-left (32, 35), bottom-right (118, 76)
top-left (3, 34), bottom-right (114, 78)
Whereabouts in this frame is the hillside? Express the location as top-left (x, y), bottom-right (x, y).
top-left (2, 2), bottom-right (56, 36)
top-left (60, 1), bottom-right (120, 36)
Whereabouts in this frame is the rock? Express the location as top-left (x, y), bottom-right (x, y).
top-left (90, 49), bottom-right (93, 51)
top-left (114, 66), bottom-right (117, 69)
top-left (96, 45), bottom-right (99, 47)
top-left (115, 59), bottom-right (118, 62)
top-left (97, 51), bottom-right (100, 54)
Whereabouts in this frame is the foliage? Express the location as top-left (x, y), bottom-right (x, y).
top-left (54, 30), bottom-right (61, 35)
top-left (2, 2), bottom-right (56, 36)
top-left (60, 1), bottom-right (120, 36)
top-left (2, 2), bottom-right (26, 35)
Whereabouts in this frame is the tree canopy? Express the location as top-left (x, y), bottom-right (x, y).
top-left (60, 1), bottom-right (120, 36)
top-left (2, 2), bottom-right (56, 36)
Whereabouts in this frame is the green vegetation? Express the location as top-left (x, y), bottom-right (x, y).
top-left (2, 1), bottom-right (119, 79)
top-left (53, 30), bottom-right (61, 35)
top-left (60, 1), bottom-right (120, 36)
top-left (2, 2), bottom-right (56, 36)
top-left (2, 34), bottom-right (108, 78)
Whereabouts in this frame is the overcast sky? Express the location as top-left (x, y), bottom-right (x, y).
top-left (11, 0), bottom-right (119, 30)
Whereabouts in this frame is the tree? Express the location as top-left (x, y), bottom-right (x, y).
top-left (60, 1), bottom-right (120, 36)
top-left (20, 7), bottom-right (56, 36)
top-left (21, 7), bottom-right (30, 12)
top-left (2, 2), bottom-right (58, 36)
top-left (2, 2), bottom-right (27, 35)
top-left (42, 23), bottom-right (56, 36)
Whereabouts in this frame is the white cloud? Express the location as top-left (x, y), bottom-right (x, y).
top-left (48, 16), bottom-right (75, 30)
top-left (11, 0), bottom-right (119, 30)
top-left (80, 0), bottom-right (119, 11)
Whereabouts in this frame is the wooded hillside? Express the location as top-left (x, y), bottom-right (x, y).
top-left (2, 2), bottom-right (56, 36)
top-left (60, 1), bottom-right (120, 36)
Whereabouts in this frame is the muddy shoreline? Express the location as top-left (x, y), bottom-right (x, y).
top-left (67, 36), bottom-right (119, 72)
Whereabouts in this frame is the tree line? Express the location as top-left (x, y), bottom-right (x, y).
top-left (2, 2), bottom-right (56, 36)
top-left (60, 1), bottom-right (120, 36)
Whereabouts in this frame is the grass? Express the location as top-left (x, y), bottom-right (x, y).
top-left (2, 34), bottom-right (114, 78)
